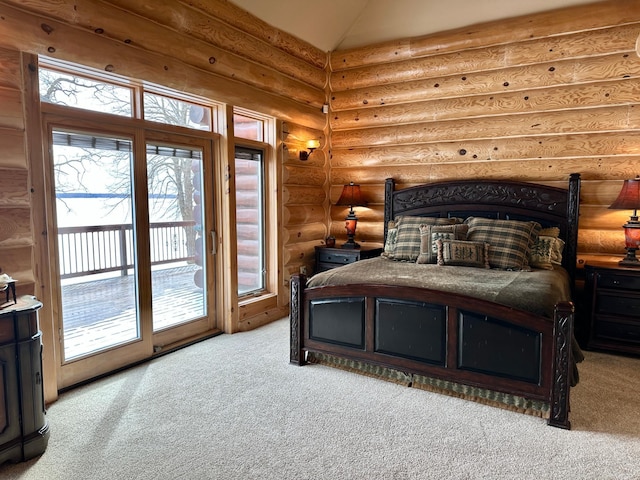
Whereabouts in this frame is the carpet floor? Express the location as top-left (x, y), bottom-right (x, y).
top-left (2, 318), bottom-right (640, 479)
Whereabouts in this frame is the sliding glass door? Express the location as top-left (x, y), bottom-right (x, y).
top-left (53, 131), bottom-right (140, 360)
top-left (52, 128), bottom-right (216, 387)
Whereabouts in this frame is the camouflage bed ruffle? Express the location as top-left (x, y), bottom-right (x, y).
top-left (307, 351), bottom-right (550, 418)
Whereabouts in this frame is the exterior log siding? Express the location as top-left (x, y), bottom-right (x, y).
top-left (327, 0), bottom-right (640, 266)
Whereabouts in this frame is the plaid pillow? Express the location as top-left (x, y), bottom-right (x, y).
top-left (436, 239), bottom-right (490, 269)
top-left (392, 216), bottom-right (458, 261)
top-left (416, 224), bottom-right (469, 264)
top-left (464, 217), bottom-right (542, 270)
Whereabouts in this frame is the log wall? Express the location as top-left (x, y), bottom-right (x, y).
top-left (0, 0), bottom-right (328, 399)
top-left (0, 48), bottom-right (35, 294)
top-left (2, 0), bottom-right (640, 398)
top-left (327, 0), bottom-right (640, 267)
top-left (282, 122), bottom-right (328, 278)
top-left (0, 0), bottom-right (328, 301)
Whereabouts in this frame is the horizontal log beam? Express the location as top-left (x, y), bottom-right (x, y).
top-left (283, 185), bottom-right (327, 206)
top-left (105, 0), bottom-right (327, 89)
top-left (329, 132), bottom-right (640, 168)
top-left (283, 222), bottom-right (327, 245)
top-left (0, 3), bottom-right (325, 129)
top-left (8, 0), bottom-right (325, 106)
top-left (0, 206), bottom-right (32, 247)
top-left (331, 0), bottom-right (640, 69)
top-left (331, 78), bottom-right (640, 130)
top-left (183, 0), bottom-right (326, 69)
top-left (330, 23), bottom-right (639, 90)
top-left (0, 168), bottom-right (29, 206)
top-left (332, 106), bottom-right (640, 149)
top-left (283, 205), bottom-right (326, 226)
top-left (331, 52), bottom-right (640, 110)
top-left (0, 128), bottom-right (27, 168)
top-left (283, 165), bottom-right (327, 186)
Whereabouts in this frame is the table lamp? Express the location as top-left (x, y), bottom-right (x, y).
top-left (336, 182), bottom-right (367, 249)
top-left (609, 175), bottom-right (640, 266)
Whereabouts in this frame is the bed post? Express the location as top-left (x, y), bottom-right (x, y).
top-left (384, 178), bottom-right (395, 241)
top-left (565, 173), bottom-right (581, 294)
top-left (290, 273), bottom-right (306, 365)
top-left (548, 301), bottom-right (574, 429)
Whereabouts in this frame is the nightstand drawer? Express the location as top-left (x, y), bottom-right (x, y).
top-left (317, 250), bottom-right (358, 265)
top-left (597, 272), bottom-right (640, 291)
top-left (593, 317), bottom-right (640, 345)
top-left (585, 261), bottom-right (640, 355)
top-left (596, 290), bottom-right (640, 318)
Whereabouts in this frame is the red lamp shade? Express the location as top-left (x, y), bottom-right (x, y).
top-left (336, 182), bottom-right (367, 249)
top-left (609, 176), bottom-right (640, 266)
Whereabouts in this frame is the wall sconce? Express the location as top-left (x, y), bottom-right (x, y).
top-left (336, 181), bottom-right (367, 249)
top-left (299, 139), bottom-right (320, 161)
top-left (609, 175), bottom-right (640, 266)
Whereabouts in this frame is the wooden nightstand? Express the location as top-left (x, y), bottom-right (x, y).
top-left (584, 260), bottom-right (640, 356)
top-left (314, 246), bottom-right (383, 273)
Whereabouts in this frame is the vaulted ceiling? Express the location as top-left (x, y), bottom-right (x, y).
top-left (230, 0), bottom-right (601, 51)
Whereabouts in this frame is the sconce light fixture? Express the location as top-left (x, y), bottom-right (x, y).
top-left (336, 181), bottom-right (367, 249)
top-left (609, 175), bottom-right (640, 267)
top-left (299, 139), bottom-right (320, 161)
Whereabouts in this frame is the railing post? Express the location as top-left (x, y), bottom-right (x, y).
top-left (119, 226), bottom-right (128, 276)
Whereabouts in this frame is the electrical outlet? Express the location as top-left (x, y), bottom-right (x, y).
top-left (299, 266), bottom-right (307, 275)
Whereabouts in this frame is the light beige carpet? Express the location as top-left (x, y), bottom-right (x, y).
top-left (2, 318), bottom-right (640, 480)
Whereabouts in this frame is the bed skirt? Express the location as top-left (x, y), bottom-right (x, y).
top-left (307, 351), bottom-right (551, 419)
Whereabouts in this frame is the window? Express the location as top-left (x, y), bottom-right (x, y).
top-left (39, 66), bottom-right (133, 117)
top-left (39, 58), bottom-right (214, 131)
top-left (234, 113), bottom-right (263, 141)
top-left (39, 58), bottom-right (220, 381)
top-left (144, 92), bottom-right (212, 131)
top-left (235, 147), bottom-right (265, 295)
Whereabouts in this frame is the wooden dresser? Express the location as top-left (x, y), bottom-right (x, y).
top-left (584, 261), bottom-right (640, 356)
top-left (0, 296), bottom-right (50, 464)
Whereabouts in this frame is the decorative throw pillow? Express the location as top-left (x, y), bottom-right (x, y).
top-left (529, 236), bottom-right (565, 270)
top-left (416, 224), bottom-right (469, 264)
top-left (436, 239), bottom-right (490, 269)
top-left (382, 221), bottom-right (398, 258)
top-left (464, 217), bottom-right (542, 270)
top-left (539, 227), bottom-right (560, 238)
top-left (391, 216), bottom-right (458, 261)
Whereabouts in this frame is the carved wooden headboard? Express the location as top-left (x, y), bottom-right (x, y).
top-left (383, 174), bottom-right (581, 286)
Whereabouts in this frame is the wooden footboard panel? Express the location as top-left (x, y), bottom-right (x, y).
top-left (290, 274), bottom-right (574, 429)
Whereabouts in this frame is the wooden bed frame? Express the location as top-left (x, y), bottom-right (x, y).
top-left (290, 174), bottom-right (581, 429)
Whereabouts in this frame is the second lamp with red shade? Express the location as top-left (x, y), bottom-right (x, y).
top-left (609, 175), bottom-right (640, 266)
top-left (336, 182), bottom-right (367, 249)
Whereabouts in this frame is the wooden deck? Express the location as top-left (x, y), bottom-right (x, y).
top-left (61, 264), bottom-right (205, 359)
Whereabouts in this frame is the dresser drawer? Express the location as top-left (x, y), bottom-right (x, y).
top-left (316, 249), bottom-right (358, 265)
top-left (596, 290), bottom-right (640, 318)
top-left (596, 272), bottom-right (640, 291)
top-left (593, 317), bottom-right (640, 345)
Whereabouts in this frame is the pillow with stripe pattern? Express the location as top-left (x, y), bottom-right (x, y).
top-left (416, 224), bottom-right (469, 264)
top-left (391, 216), bottom-right (459, 262)
top-left (464, 217), bottom-right (541, 270)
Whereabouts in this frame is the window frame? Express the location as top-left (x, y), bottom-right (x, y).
top-left (232, 108), bottom-right (279, 308)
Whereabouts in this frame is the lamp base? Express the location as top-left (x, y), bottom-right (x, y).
top-left (619, 258), bottom-right (640, 267)
top-left (619, 248), bottom-right (640, 267)
top-left (341, 241), bottom-right (360, 249)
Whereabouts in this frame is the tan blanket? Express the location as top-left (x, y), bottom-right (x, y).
top-left (307, 257), bottom-right (571, 318)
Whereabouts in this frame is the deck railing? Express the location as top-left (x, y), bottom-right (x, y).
top-left (57, 221), bottom-right (196, 279)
